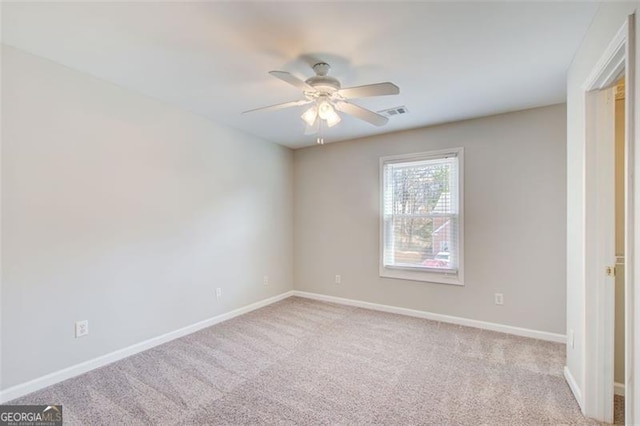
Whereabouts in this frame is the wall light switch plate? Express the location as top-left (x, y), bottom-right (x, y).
top-left (494, 293), bottom-right (504, 305)
top-left (335, 275), bottom-right (341, 284)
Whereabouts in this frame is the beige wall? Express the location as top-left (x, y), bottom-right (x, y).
top-left (293, 104), bottom-right (567, 333)
top-left (1, 46), bottom-right (294, 390)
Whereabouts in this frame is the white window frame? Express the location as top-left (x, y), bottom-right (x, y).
top-left (379, 148), bottom-right (464, 285)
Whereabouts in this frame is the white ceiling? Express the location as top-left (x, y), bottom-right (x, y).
top-left (2, 1), bottom-right (598, 148)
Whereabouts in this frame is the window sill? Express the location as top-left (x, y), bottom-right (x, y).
top-left (379, 266), bottom-right (464, 286)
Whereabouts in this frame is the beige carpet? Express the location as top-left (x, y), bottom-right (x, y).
top-left (10, 297), bottom-right (597, 425)
top-left (614, 395), bottom-right (624, 425)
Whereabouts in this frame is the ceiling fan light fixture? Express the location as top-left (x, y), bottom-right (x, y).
top-left (317, 100), bottom-right (334, 120)
top-left (325, 110), bottom-right (341, 127)
top-left (301, 106), bottom-right (318, 126)
top-left (317, 100), bottom-right (341, 127)
top-left (246, 62), bottom-right (400, 142)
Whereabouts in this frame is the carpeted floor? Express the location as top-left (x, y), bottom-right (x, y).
top-left (11, 297), bottom-right (597, 425)
top-left (614, 395), bottom-right (624, 425)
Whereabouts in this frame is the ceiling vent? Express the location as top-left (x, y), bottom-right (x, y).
top-left (378, 106), bottom-right (408, 117)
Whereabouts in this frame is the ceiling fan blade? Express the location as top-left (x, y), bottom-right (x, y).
top-left (335, 102), bottom-right (389, 126)
top-left (338, 82), bottom-right (399, 99)
top-left (269, 71), bottom-right (314, 91)
top-left (242, 99), bottom-right (311, 114)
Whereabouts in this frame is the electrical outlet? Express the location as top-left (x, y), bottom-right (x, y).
top-left (263, 276), bottom-right (269, 286)
top-left (216, 288), bottom-right (222, 299)
top-left (75, 320), bottom-right (89, 338)
top-left (335, 274), bottom-right (341, 284)
top-left (494, 293), bottom-right (504, 305)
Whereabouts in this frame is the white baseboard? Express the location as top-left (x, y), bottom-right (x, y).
top-left (615, 382), bottom-right (625, 396)
top-left (1, 289), bottom-right (568, 403)
top-left (292, 291), bottom-right (566, 343)
top-left (564, 366), bottom-right (584, 410)
top-left (0, 290), bottom-right (294, 403)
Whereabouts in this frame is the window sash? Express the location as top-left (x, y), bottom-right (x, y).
top-left (380, 148), bottom-right (463, 283)
top-left (382, 214), bottom-right (459, 273)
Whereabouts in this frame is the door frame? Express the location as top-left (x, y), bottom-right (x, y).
top-left (581, 14), bottom-right (636, 424)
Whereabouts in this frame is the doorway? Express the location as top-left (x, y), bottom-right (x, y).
top-left (581, 13), bottom-right (635, 425)
top-left (613, 76), bottom-right (626, 425)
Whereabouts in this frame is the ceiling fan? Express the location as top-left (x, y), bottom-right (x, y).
top-left (243, 62), bottom-right (400, 144)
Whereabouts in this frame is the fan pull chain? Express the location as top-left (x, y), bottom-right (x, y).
top-left (317, 120), bottom-right (325, 145)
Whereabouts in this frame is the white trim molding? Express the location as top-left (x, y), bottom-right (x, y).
top-left (293, 291), bottom-right (566, 343)
top-left (0, 289), bottom-right (568, 404)
top-left (565, 366), bottom-right (583, 409)
top-left (583, 21), bottom-right (627, 91)
top-left (580, 13), bottom-right (636, 424)
top-left (0, 290), bottom-right (294, 404)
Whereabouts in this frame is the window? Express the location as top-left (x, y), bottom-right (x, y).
top-left (380, 148), bottom-right (463, 285)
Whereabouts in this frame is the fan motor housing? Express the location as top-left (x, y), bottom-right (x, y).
top-left (305, 75), bottom-right (341, 93)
